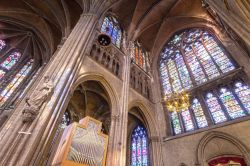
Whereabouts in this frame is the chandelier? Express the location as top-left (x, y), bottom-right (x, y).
top-left (97, 27), bottom-right (111, 47)
top-left (164, 91), bottom-right (190, 112)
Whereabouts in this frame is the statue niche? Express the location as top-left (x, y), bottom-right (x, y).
top-left (22, 76), bottom-right (54, 122)
top-left (52, 116), bottom-right (108, 166)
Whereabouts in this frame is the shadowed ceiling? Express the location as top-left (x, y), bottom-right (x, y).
top-left (111, 0), bottom-right (215, 57)
top-left (0, 0), bottom-right (82, 62)
top-left (0, 0), bottom-right (216, 62)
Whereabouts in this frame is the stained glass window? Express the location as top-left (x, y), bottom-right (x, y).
top-left (0, 70), bottom-right (6, 80)
top-left (219, 87), bottom-right (245, 119)
top-left (192, 98), bottom-right (208, 128)
top-left (131, 125), bottom-right (149, 166)
top-left (0, 40), bottom-right (6, 51)
top-left (171, 111), bottom-right (182, 135)
top-left (181, 109), bottom-right (194, 131)
top-left (0, 60), bottom-right (32, 106)
top-left (160, 63), bottom-right (172, 95)
top-left (234, 82), bottom-right (250, 114)
top-left (206, 92), bottom-right (227, 124)
top-left (159, 28), bottom-right (241, 135)
top-left (60, 110), bottom-right (71, 129)
top-left (203, 33), bottom-right (235, 73)
top-left (101, 16), bottom-right (122, 48)
top-left (160, 28), bottom-right (235, 96)
top-left (131, 41), bottom-right (148, 71)
top-left (0, 51), bottom-right (21, 70)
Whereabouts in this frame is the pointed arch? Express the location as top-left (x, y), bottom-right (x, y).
top-left (196, 131), bottom-right (250, 166)
top-left (73, 72), bottom-right (119, 116)
top-left (128, 101), bottom-right (158, 137)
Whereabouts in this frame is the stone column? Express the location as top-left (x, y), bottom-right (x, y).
top-left (0, 1), bottom-right (114, 165)
top-left (110, 41), bottom-right (131, 166)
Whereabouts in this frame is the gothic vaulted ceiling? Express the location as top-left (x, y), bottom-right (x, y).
top-left (111, 0), bottom-right (215, 57)
top-left (0, 0), bottom-right (82, 62)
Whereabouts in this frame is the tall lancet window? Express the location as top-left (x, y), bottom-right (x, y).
top-left (101, 15), bottom-right (122, 48)
top-left (131, 41), bottom-right (149, 71)
top-left (131, 125), bottom-right (149, 166)
top-left (159, 28), bottom-right (250, 135)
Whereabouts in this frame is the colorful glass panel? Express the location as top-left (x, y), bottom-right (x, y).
top-left (171, 111), bottom-right (182, 134)
top-left (193, 41), bottom-right (220, 79)
top-left (181, 109), bottom-right (194, 131)
top-left (175, 52), bottom-right (192, 89)
top-left (235, 82), bottom-right (250, 114)
top-left (159, 28), bottom-right (240, 134)
top-left (131, 125), bottom-right (149, 166)
top-left (160, 63), bottom-right (172, 95)
top-left (206, 93), bottom-right (227, 124)
top-left (167, 59), bottom-right (182, 92)
top-left (1, 51), bottom-right (21, 70)
top-left (192, 98), bottom-right (208, 128)
top-left (0, 70), bottom-right (6, 80)
top-left (184, 46), bottom-right (207, 84)
top-left (101, 16), bottom-right (122, 48)
top-left (0, 40), bottom-right (6, 51)
top-left (132, 42), bottom-right (148, 70)
top-left (203, 34), bottom-right (235, 73)
top-left (0, 61), bottom-right (32, 106)
top-left (219, 87), bottom-right (245, 119)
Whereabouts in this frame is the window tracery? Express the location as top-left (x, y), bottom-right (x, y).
top-left (0, 60), bottom-right (33, 106)
top-left (159, 28), bottom-right (250, 135)
top-left (131, 125), bottom-right (149, 166)
top-left (0, 39), bottom-right (35, 108)
top-left (101, 15), bottom-right (122, 48)
top-left (131, 41), bottom-right (149, 71)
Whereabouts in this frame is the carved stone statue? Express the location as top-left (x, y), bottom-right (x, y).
top-left (22, 76), bottom-right (54, 122)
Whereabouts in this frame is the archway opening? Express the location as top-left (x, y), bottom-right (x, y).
top-left (62, 80), bottom-right (111, 134)
top-left (127, 107), bottom-right (150, 166)
top-left (47, 80), bottom-right (112, 164)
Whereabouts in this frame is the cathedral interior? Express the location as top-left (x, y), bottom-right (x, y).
top-left (0, 0), bottom-right (249, 165)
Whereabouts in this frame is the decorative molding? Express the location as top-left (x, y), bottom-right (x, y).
top-left (196, 131), bottom-right (250, 166)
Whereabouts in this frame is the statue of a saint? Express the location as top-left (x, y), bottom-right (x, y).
top-left (22, 76), bottom-right (54, 122)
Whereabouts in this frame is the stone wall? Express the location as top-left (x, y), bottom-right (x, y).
top-left (162, 119), bottom-right (250, 166)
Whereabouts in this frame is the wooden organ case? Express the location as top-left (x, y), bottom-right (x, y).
top-left (52, 116), bottom-right (108, 166)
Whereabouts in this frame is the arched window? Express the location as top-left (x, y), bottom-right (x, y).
top-left (191, 98), bottom-right (208, 128)
top-left (219, 87), bottom-right (245, 119)
top-left (206, 92), bottom-right (227, 124)
top-left (101, 15), bottom-right (122, 48)
top-left (131, 125), bottom-right (149, 166)
top-left (131, 41), bottom-right (149, 71)
top-left (181, 109), bottom-right (194, 131)
top-left (159, 28), bottom-right (250, 135)
top-left (160, 28), bottom-right (235, 94)
top-left (234, 81), bottom-right (250, 114)
top-left (0, 39), bottom-right (35, 108)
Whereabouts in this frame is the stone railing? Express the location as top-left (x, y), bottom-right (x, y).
top-left (130, 62), bottom-right (151, 99)
top-left (89, 42), bottom-right (123, 78)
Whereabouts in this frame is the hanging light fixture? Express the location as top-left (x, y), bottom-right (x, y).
top-left (164, 91), bottom-right (190, 112)
top-left (97, 27), bottom-right (111, 47)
